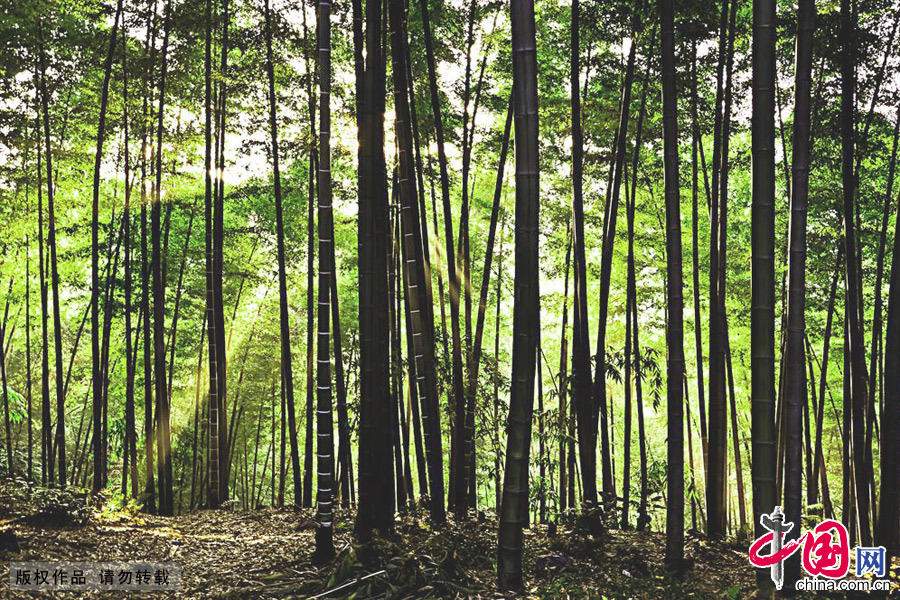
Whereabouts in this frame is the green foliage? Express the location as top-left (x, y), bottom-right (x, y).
top-left (31, 486), bottom-right (90, 525)
top-left (0, 0), bottom-right (895, 552)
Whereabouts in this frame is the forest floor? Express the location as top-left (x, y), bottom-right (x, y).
top-left (0, 480), bottom-right (895, 599)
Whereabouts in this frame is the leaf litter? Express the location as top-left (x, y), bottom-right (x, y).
top-left (2, 480), bottom-right (896, 598)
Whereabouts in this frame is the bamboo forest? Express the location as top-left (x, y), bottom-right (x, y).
top-left (2, 0), bottom-right (900, 596)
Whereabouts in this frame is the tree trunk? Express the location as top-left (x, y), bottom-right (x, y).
top-left (26, 198), bottom-right (33, 482)
top-left (426, 151), bottom-right (450, 365)
top-left (706, 0), bottom-right (731, 483)
top-left (622, 39), bottom-right (650, 530)
top-left (255, 382), bottom-right (275, 508)
top-left (99, 209), bottom-right (125, 490)
top-left (135, 0), bottom-right (158, 510)
top-left (660, 0), bottom-right (685, 572)
top-left (594, 3), bottom-right (642, 503)
top-left (803, 340), bottom-right (815, 507)
top-left (313, 0), bottom-right (336, 560)
top-left (840, 0), bottom-right (872, 546)
top-left (389, 208), bottom-right (406, 512)
top-left (782, 0), bottom-right (814, 585)
top-left (121, 29), bottom-right (139, 501)
top-left (268, 383), bottom-right (276, 507)
top-left (251, 401), bottom-right (263, 507)
top-left (812, 247), bottom-right (840, 509)
top-left (355, 0), bottom-right (397, 534)
top-left (805, 334), bottom-right (833, 517)
top-left (331, 271), bottom-right (352, 508)
top-left (189, 313), bottom-right (206, 509)
top-left (458, 7), bottom-right (498, 514)
top-left (213, 0), bottom-right (230, 504)
top-left (389, 0), bottom-right (443, 525)
top-left (225, 300), bottom-right (269, 480)
top-left (401, 264), bottom-right (428, 501)
top-left (751, 0), bottom-right (778, 589)
top-left (203, 0), bottom-right (222, 510)
top-left (73, 389), bottom-right (92, 486)
top-left (497, 0), bottom-right (539, 587)
top-left (401, 15), bottom-right (437, 354)
top-left (878, 120), bottom-right (900, 554)
top-left (417, 0), bottom-right (465, 519)
top-left (261, 0), bottom-right (302, 510)
top-left (631, 240), bottom-right (649, 532)
top-left (707, 0), bottom-right (737, 539)
top-left (38, 26), bottom-right (67, 488)
top-left (723, 323), bottom-right (747, 532)
top-left (0, 278), bottom-right (14, 475)
top-left (278, 375), bottom-right (286, 507)
top-left (870, 108), bottom-right (900, 537)
top-left (877, 96), bottom-right (900, 555)
top-left (843, 316), bottom-right (856, 542)
top-left (454, 1), bottom-right (476, 513)
top-left (303, 156), bottom-right (315, 509)
top-left (537, 336), bottom-right (546, 524)
top-left (493, 225), bottom-right (505, 511)
top-left (569, 0), bottom-right (596, 509)
top-left (33, 83), bottom-right (50, 486)
top-left (467, 95), bottom-right (513, 500)
top-left (220, 241), bottom-right (257, 353)
top-left (166, 206), bottom-right (196, 404)
top-left (141, 180), bottom-right (155, 511)
top-left (689, 44), bottom-right (708, 480)
top-left (391, 228), bottom-right (413, 507)
top-left (91, 0), bottom-right (122, 493)
top-left (152, 0), bottom-right (173, 516)
top-left (685, 377), bottom-right (698, 532)
top-left (559, 228), bottom-right (571, 513)
top-left (302, 2), bottom-right (317, 510)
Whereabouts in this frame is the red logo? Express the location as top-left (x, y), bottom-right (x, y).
top-left (748, 507), bottom-right (850, 589)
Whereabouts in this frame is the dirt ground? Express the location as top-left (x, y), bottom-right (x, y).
top-left (0, 480), bottom-right (895, 598)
